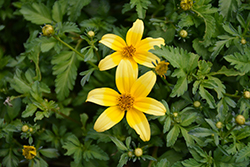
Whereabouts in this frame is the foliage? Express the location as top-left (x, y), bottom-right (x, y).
top-left (1, 0), bottom-right (250, 167)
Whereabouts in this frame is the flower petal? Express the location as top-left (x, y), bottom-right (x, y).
top-left (94, 106), bottom-right (125, 132)
top-left (98, 52), bottom-right (123, 71)
top-left (116, 59), bottom-right (137, 94)
top-left (100, 34), bottom-right (126, 51)
top-left (130, 71), bottom-right (156, 98)
top-left (126, 108), bottom-right (150, 141)
top-left (134, 51), bottom-right (160, 68)
top-left (134, 97), bottom-right (166, 116)
top-left (86, 88), bottom-right (119, 106)
top-left (137, 37), bottom-right (165, 52)
top-left (126, 19), bottom-right (144, 47)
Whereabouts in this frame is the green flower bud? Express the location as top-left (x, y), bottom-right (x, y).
top-left (193, 101), bottom-right (201, 108)
top-left (241, 38), bottom-right (247, 45)
top-left (236, 115), bottom-right (245, 125)
top-left (179, 30), bottom-right (188, 38)
top-left (87, 31), bottom-right (95, 37)
top-left (134, 148), bottom-right (143, 157)
top-left (243, 91), bottom-right (250, 99)
top-left (42, 25), bottom-right (54, 36)
top-left (128, 151), bottom-right (133, 157)
top-left (216, 122), bottom-right (222, 129)
top-left (22, 125), bottom-right (29, 132)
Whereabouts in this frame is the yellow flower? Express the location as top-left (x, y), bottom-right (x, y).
top-left (180, 0), bottom-right (193, 10)
top-left (98, 19), bottom-right (165, 73)
top-left (153, 60), bottom-right (170, 78)
top-left (86, 59), bottom-right (166, 141)
top-left (22, 145), bottom-right (36, 160)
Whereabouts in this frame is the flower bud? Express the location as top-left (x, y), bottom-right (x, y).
top-left (241, 38), bottom-right (246, 45)
top-left (216, 122), bottom-right (222, 129)
top-left (173, 112), bottom-right (178, 117)
top-left (193, 101), bottom-right (201, 108)
top-left (42, 24), bottom-right (54, 36)
top-left (179, 30), bottom-right (188, 38)
top-left (180, 0), bottom-right (193, 10)
top-left (134, 148), bottom-right (143, 157)
top-left (29, 127), bottom-right (33, 132)
top-left (87, 31), bottom-right (95, 37)
top-left (128, 151), bottom-right (133, 157)
top-left (236, 115), bottom-right (245, 125)
top-left (22, 125), bottom-right (29, 132)
top-left (243, 91), bottom-right (250, 99)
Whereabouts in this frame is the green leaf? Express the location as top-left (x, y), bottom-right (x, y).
top-left (178, 13), bottom-right (195, 28)
top-left (224, 48), bottom-right (250, 73)
top-left (39, 37), bottom-right (57, 53)
top-left (63, 135), bottom-right (82, 163)
top-left (199, 85), bottom-right (216, 108)
top-left (181, 113), bottom-right (197, 127)
top-left (40, 148), bottom-right (59, 158)
top-left (130, 0), bottom-right (151, 19)
top-left (61, 22), bottom-right (81, 34)
top-left (189, 127), bottom-right (215, 137)
top-left (167, 124), bottom-right (180, 147)
top-left (219, 0), bottom-right (241, 20)
top-left (52, 1), bottom-right (63, 23)
top-left (11, 69), bottom-right (31, 94)
top-left (180, 127), bottom-right (194, 147)
top-left (6, 98), bottom-right (21, 120)
top-left (236, 143), bottom-right (250, 162)
top-left (163, 116), bottom-right (171, 133)
top-left (67, 0), bottom-right (91, 21)
top-left (117, 153), bottom-right (129, 167)
top-left (80, 113), bottom-right (88, 128)
top-left (154, 158), bottom-right (171, 167)
top-left (20, 3), bottom-right (52, 24)
top-left (181, 158), bottom-right (201, 167)
top-left (211, 37), bottom-right (234, 61)
top-left (109, 136), bottom-right (128, 151)
top-left (84, 144), bottom-right (109, 161)
top-left (210, 66), bottom-right (245, 76)
top-left (51, 51), bottom-right (78, 101)
top-left (2, 151), bottom-right (19, 167)
top-left (192, 38), bottom-right (210, 60)
top-left (170, 77), bottom-right (188, 97)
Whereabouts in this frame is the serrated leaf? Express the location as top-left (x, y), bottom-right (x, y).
top-left (180, 127), bottom-right (194, 147)
top-left (181, 158), bottom-right (201, 167)
top-left (61, 22), bottom-right (81, 34)
top-left (219, 0), bottom-right (241, 20)
top-left (52, 51), bottom-right (78, 101)
top-left (211, 37), bottom-right (233, 61)
top-left (52, 1), bottom-right (63, 23)
top-left (130, 0), bottom-right (151, 19)
top-left (40, 148), bottom-right (59, 158)
top-left (210, 66), bottom-right (245, 76)
top-left (67, 0), bottom-right (91, 21)
top-left (170, 77), bottom-right (188, 97)
top-left (84, 144), bottom-right (109, 161)
top-left (11, 69), bottom-right (31, 94)
top-left (20, 3), bottom-right (52, 24)
top-left (199, 85), bottom-right (216, 108)
top-left (224, 48), bottom-right (250, 73)
top-left (163, 116), bottom-right (171, 133)
top-left (117, 153), bottom-right (129, 167)
top-left (2, 151), bottom-right (19, 167)
top-left (189, 127), bottom-right (215, 137)
top-left (110, 136), bottom-right (128, 151)
top-left (154, 158), bottom-right (171, 167)
top-left (80, 68), bottom-right (95, 87)
top-left (167, 124), bottom-right (180, 147)
top-left (22, 103), bottom-right (37, 118)
top-left (181, 113), bottom-right (197, 126)
top-left (178, 13), bottom-right (195, 28)
top-left (236, 143), bottom-right (250, 162)
top-left (39, 37), bottom-right (57, 53)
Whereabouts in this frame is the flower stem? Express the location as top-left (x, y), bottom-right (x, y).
top-left (223, 125), bottom-right (237, 139)
top-left (51, 108), bottom-right (81, 126)
top-left (52, 35), bottom-right (98, 69)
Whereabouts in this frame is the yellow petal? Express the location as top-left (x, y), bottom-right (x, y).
top-left (130, 71), bottom-right (156, 98)
top-left (98, 52), bottom-right (123, 71)
top-left (100, 34), bottom-right (126, 51)
top-left (126, 108), bottom-right (150, 141)
top-left (134, 51), bottom-right (160, 68)
top-left (137, 37), bottom-right (165, 52)
top-left (116, 59), bottom-right (137, 94)
top-left (94, 106), bottom-right (125, 132)
top-left (126, 19), bottom-right (144, 47)
top-left (134, 97), bottom-right (166, 116)
top-left (86, 88), bottom-right (119, 106)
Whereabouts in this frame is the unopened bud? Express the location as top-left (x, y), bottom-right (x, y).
top-left (22, 125), bottom-right (29, 132)
top-left (87, 31), bottom-right (95, 37)
top-left (236, 115), bottom-right (245, 125)
top-left (42, 25), bottom-right (54, 37)
top-left (134, 148), bottom-right (143, 157)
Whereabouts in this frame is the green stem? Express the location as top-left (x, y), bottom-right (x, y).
top-left (148, 146), bottom-right (158, 167)
top-left (52, 35), bottom-right (98, 69)
top-left (51, 108), bottom-right (82, 126)
top-left (223, 125), bottom-right (237, 139)
top-left (223, 93), bottom-right (241, 99)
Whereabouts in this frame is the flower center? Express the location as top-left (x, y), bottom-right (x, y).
top-left (117, 94), bottom-right (134, 111)
top-left (122, 45), bottom-right (136, 58)
top-left (155, 61), bottom-right (170, 78)
top-left (22, 146), bottom-right (37, 160)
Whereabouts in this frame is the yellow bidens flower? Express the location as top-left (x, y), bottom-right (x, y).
top-left (22, 145), bottom-right (36, 160)
top-left (180, 0), bottom-right (193, 10)
top-left (98, 19), bottom-right (165, 72)
top-left (42, 24), bottom-right (54, 36)
top-left (86, 60), bottom-right (166, 141)
top-left (153, 60), bottom-right (169, 78)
